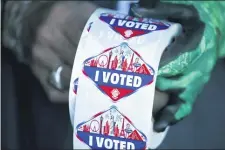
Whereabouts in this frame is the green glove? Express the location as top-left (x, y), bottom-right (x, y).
top-left (130, 1), bottom-right (225, 132)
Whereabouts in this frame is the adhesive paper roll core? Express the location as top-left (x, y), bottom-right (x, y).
top-left (69, 8), bottom-right (182, 149)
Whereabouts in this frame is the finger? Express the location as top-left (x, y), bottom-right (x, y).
top-left (36, 23), bottom-right (76, 66)
top-left (156, 76), bottom-right (185, 91)
top-left (131, 2), bottom-right (199, 21)
top-left (49, 2), bottom-right (98, 66)
top-left (153, 97), bottom-right (183, 132)
top-left (32, 44), bottom-right (72, 90)
top-left (60, 1), bottom-right (98, 47)
top-left (153, 90), bottom-right (169, 114)
top-left (156, 69), bottom-right (203, 91)
top-left (32, 44), bottom-right (62, 70)
top-left (35, 2), bottom-right (81, 66)
top-left (46, 1), bottom-right (98, 66)
top-left (153, 103), bottom-right (180, 132)
top-left (32, 62), bottom-right (69, 103)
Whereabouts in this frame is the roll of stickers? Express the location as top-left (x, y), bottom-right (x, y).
top-left (69, 8), bottom-right (182, 149)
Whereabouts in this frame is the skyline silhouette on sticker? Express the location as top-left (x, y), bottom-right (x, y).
top-left (75, 106), bottom-right (147, 149)
top-left (99, 13), bottom-right (170, 39)
top-left (82, 42), bottom-right (155, 102)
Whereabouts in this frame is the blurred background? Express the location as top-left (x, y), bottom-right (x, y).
top-left (2, 0), bottom-right (225, 149)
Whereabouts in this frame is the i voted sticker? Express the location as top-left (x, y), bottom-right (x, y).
top-left (99, 13), bottom-right (170, 39)
top-left (76, 106), bottom-right (147, 149)
top-left (82, 42), bottom-right (155, 102)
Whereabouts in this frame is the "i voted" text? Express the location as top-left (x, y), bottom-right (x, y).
top-left (89, 135), bottom-right (135, 149)
top-left (94, 71), bottom-right (142, 88)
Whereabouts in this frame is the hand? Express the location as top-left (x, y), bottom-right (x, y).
top-left (30, 1), bottom-right (170, 107)
top-left (130, 0), bottom-right (208, 132)
top-left (31, 2), bottom-right (98, 102)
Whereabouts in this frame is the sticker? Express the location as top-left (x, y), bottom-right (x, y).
top-left (76, 106), bottom-right (147, 149)
top-left (99, 13), bottom-right (170, 39)
top-left (82, 42), bottom-right (155, 102)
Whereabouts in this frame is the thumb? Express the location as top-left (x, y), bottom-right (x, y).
top-left (153, 97), bottom-right (183, 132)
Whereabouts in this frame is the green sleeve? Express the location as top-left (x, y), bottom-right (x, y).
top-left (157, 1), bottom-right (225, 120)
